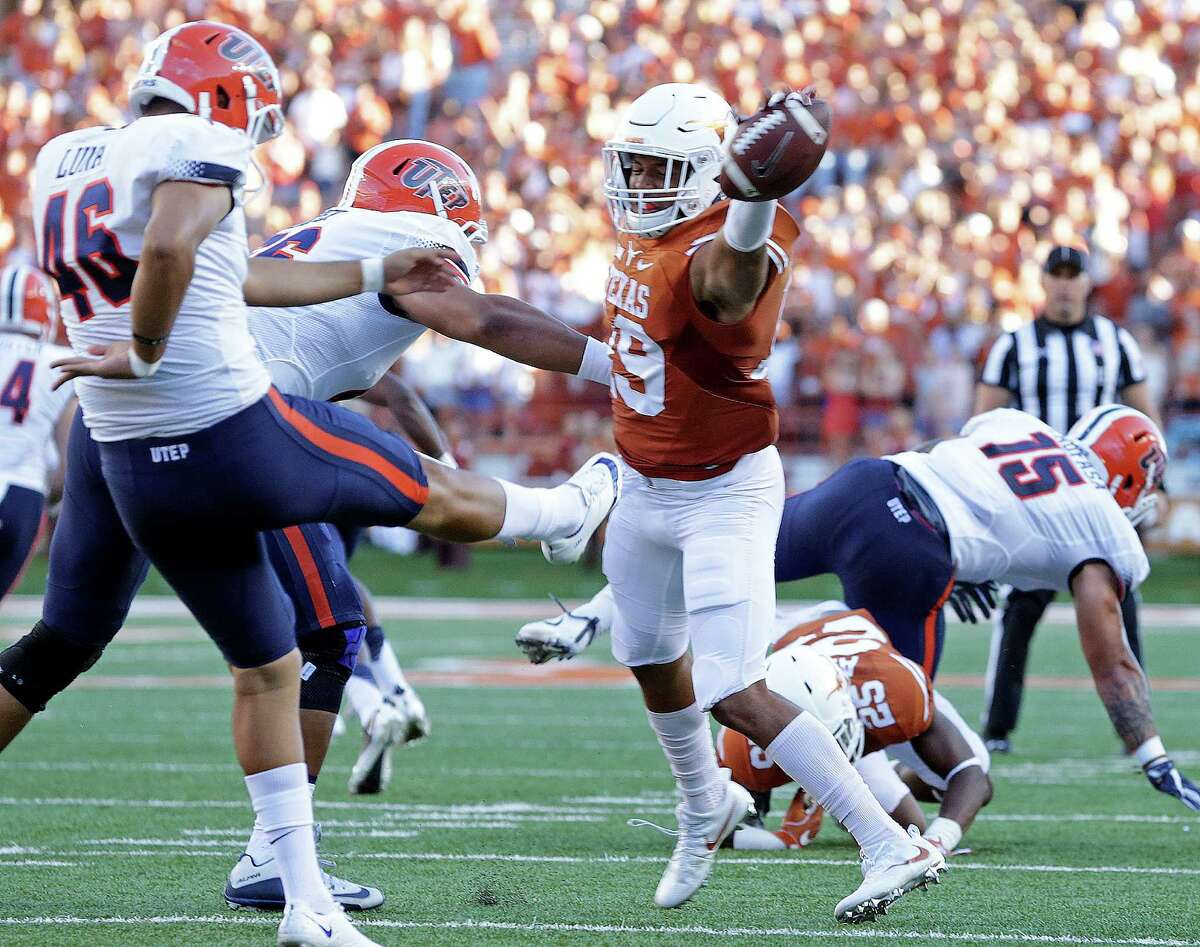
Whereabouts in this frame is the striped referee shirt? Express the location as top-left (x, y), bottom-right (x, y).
top-left (980, 314), bottom-right (1146, 433)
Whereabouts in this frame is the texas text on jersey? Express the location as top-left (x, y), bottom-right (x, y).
top-left (31, 113), bottom-right (264, 442)
top-left (717, 608), bottom-right (935, 794)
top-left (248, 207), bottom-right (478, 402)
top-left (604, 200), bottom-right (800, 479)
top-left (888, 408), bottom-right (1149, 596)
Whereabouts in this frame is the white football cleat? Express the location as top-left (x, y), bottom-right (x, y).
top-left (277, 902), bottom-right (381, 946)
top-left (390, 686), bottom-right (430, 745)
top-left (653, 779), bottom-right (753, 908)
top-left (541, 452), bottom-right (621, 564)
top-left (515, 595), bottom-right (601, 664)
top-left (835, 826), bottom-right (947, 924)
top-left (347, 701), bottom-right (409, 795)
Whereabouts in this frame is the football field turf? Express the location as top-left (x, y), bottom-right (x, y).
top-left (1, 568), bottom-right (1198, 945)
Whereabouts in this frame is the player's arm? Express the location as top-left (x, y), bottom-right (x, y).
top-left (688, 201), bottom-right (775, 325)
top-left (908, 714), bottom-right (993, 849)
top-left (972, 383), bottom-right (1011, 416)
top-left (391, 285), bottom-right (612, 385)
top-left (1071, 560), bottom-right (1200, 810)
top-left (1119, 381), bottom-right (1163, 433)
top-left (243, 250), bottom-right (461, 308)
top-left (46, 395), bottom-right (78, 505)
top-left (356, 371), bottom-right (452, 461)
top-left (51, 181), bottom-right (231, 386)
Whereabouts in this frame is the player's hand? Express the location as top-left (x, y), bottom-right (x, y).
top-left (382, 248), bottom-right (462, 297)
top-left (515, 595), bottom-right (599, 664)
top-left (1144, 757), bottom-right (1200, 811)
top-left (50, 341), bottom-right (139, 389)
top-left (947, 580), bottom-right (999, 623)
top-left (1126, 491), bottom-right (1160, 530)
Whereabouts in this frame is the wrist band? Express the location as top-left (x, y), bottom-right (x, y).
top-left (360, 257), bottom-right (385, 294)
top-left (128, 346), bottom-right (162, 378)
top-left (722, 198), bottom-right (777, 253)
top-left (924, 816), bottom-right (963, 853)
top-left (577, 335), bottom-right (613, 386)
top-left (132, 332), bottom-right (168, 347)
top-left (1134, 736), bottom-right (1167, 767)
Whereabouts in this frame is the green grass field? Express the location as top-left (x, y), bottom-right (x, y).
top-left (1, 550), bottom-right (1199, 946)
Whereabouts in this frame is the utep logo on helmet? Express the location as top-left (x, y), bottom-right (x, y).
top-left (1141, 445), bottom-right (1166, 488)
top-left (218, 34), bottom-right (278, 91)
top-left (400, 158), bottom-right (470, 211)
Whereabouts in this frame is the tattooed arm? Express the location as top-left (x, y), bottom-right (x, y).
top-left (1070, 561), bottom-right (1156, 750)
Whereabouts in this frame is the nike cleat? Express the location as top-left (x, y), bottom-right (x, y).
top-left (649, 778), bottom-right (753, 908)
top-left (277, 902), bottom-right (381, 946)
top-left (226, 848), bottom-right (384, 912)
top-left (515, 595), bottom-right (601, 664)
top-left (541, 452), bottom-right (620, 564)
top-left (835, 826), bottom-right (947, 924)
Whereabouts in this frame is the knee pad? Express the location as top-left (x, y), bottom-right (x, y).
top-left (0, 621), bottom-right (106, 713)
top-left (298, 622), bottom-right (366, 714)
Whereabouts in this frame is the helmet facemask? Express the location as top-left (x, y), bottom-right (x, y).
top-left (603, 141), bottom-right (723, 237)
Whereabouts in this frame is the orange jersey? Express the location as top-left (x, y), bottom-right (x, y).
top-left (603, 201), bottom-right (800, 480)
top-left (717, 609), bottom-right (935, 792)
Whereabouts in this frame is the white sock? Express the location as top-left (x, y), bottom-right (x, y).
top-left (647, 704), bottom-right (726, 815)
top-left (495, 479), bottom-right (586, 541)
top-left (583, 584), bottom-right (617, 637)
top-left (344, 674), bottom-right (385, 726)
top-left (766, 713), bottom-right (906, 861)
top-left (244, 762), bottom-right (335, 912)
top-left (372, 640), bottom-right (411, 696)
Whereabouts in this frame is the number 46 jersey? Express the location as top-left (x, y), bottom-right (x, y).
top-left (32, 114), bottom-right (267, 442)
top-left (888, 408), bottom-right (1149, 595)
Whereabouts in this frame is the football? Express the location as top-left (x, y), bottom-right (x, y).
top-left (719, 91), bottom-right (832, 202)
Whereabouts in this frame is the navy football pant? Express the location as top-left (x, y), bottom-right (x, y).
top-left (0, 484), bottom-right (46, 599)
top-left (774, 459), bottom-right (955, 677)
top-left (46, 390), bottom-right (426, 667)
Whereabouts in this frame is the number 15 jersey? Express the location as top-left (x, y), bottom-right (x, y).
top-left (32, 114), bottom-right (268, 442)
top-left (888, 408), bottom-right (1148, 595)
top-left (603, 201), bottom-right (799, 481)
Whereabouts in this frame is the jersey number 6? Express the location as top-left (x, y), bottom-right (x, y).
top-left (609, 315), bottom-right (665, 417)
top-left (41, 179), bottom-right (138, 322)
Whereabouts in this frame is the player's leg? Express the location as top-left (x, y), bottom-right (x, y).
top-left (262, 389), bottom-right (617, 556)
top-left (1121, 589), bottom-right (1144, 669)
top-left (981, 587), bottom-right (1054, 750)
top-left (690, 450), bottom-right (942, 923)
top-left (0, 484), bottom-right (46, 600)
top-left (350, 575), bottom-right (429, 744)
top-left (0, 412), bottom-right (149, 751)
top-left (604, 478), bottom-right (743, 907)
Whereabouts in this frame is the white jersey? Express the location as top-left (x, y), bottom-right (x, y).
top-left (0, 334), bottom-right (75, 495)
top-left (32, 114), bottom-right (269, 441)
top-left (888, 408), bottom-right (1148, 594)
top-left (247, 208), bottom-right (478, 401)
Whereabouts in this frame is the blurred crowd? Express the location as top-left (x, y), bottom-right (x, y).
top-left (2, 0), bottom-right (1200, 478)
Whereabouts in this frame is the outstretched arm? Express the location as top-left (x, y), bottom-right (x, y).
top-left (357, 371), bottom-right (452, 461)
top-left (909, 713), bottom-right (993, 848)
top-left (243, 249), bottom-right (461, 308)
top-left (689, 203), bottom-right (775, 325)
top-left (392, 285), bottom-right (611, 384)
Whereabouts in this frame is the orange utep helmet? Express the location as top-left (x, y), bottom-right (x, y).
top-left (0, 265), bottom-right (61, 343)
top-left (127, 20), bottom-right (284, 145)
top-left (1068, 405), bottom-right (1167, 511)
top-left (338, 140), bottom-right (487, 245)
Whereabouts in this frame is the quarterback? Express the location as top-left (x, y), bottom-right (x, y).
top-left (594, 83), bottom-right (944, 924)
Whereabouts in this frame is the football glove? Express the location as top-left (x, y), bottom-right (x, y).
top-left (947, 580), bottom-right (999, 623)
top-left (1125, 491), bottom-right (1160, 530)
top-left (1144, 757), bottom-right (1200, 811)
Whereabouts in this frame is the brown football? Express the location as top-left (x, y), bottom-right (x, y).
top-left (718, 94), bottom-right (831, 202)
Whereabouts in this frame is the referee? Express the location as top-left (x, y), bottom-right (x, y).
top-left (974, 244), bottom-right (1162, 753)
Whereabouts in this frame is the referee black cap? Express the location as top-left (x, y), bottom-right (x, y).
top-left (1044, 244), bottom-right (1087, 276)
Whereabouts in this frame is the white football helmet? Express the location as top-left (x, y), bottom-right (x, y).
top-left (603, 83), bottom-right (737, 237)
top-left (766, 645), bottom-right (865, 762)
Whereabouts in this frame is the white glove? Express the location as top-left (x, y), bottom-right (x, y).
top-left (515, 596), bottom-right (602, 664)
top-left (1126, 491), bottom-right (1160, 529)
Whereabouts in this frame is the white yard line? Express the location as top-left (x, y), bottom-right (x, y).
top-left (3, 595), bottom-right (1199, 626)
top-left (0, 915), bottom-right (1193, 944)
